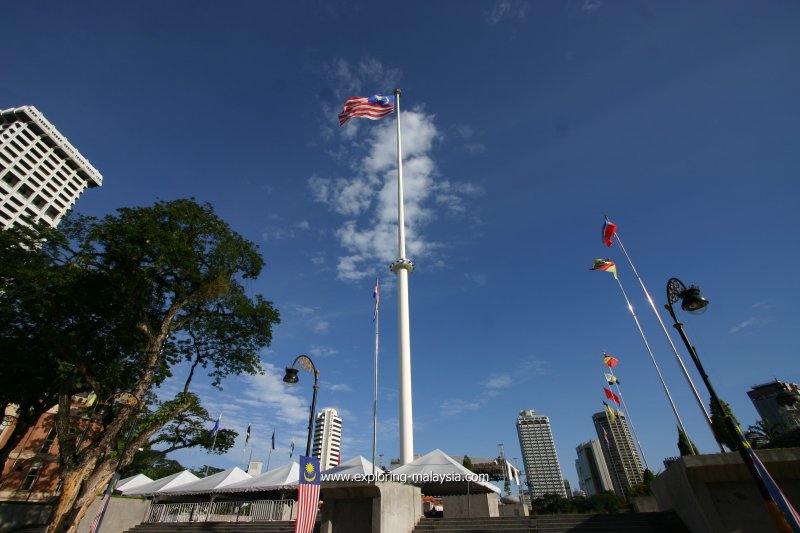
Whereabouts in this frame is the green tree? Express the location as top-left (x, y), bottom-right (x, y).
top-left (190, 465), bottom-right (225, 478)
top-left (677, 426), bottom-right (699, 456)
top-left (746, 419), bottom-right (786, 449)
top-left (462, 455), bottom-right (473, 472)
top-left (0, 199), bottom-right (279, 533)
top-left (710, 398), bottom-right (741, 452)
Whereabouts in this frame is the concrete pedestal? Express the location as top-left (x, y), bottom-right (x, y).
top-left (441, 493), bottom-right (499, 518)
top-left (319, 481), bottom-right (421, 533)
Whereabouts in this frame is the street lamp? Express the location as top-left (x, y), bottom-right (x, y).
top-left (283, 355), bottom-right (319, 458)
top-left (665, 278), bottom-right (800, 533)
top-left (92, 391), bottom-right (142, 533)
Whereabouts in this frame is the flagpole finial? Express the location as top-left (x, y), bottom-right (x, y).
top-left (394, 88), bottom-right (402, 96)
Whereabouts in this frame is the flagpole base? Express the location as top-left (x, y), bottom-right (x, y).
top-left (391, 258), bottom-right (414, 273)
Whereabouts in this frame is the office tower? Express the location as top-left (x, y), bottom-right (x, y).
top-left (747, 380), bottom-right (800, 435)
top-left (312, 408), bottom-right (342, 470)
top-left (516, 409), bottom-right (567, 499)
top-left (0, 106), bottom-right (102, 229)
top-left (592, 411), bottom-right (643, 496)
top-left (562, 479), bottom-right (572, 499)
top-left (575, 440), bottom-right (614, 496)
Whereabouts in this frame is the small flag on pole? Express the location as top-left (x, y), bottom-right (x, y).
top-left (271, 430), bottom-right (275, 450)
top-left (373, 277), bottom-right (380, 321)
top-left (603, 401), bottom-right (617, 423)
top-left (602, 353), bottom-right (619, 368)
top-left (590, 258), bottom-right (618, 280)
top-left (604, 387), bottom-right (621, 406)
top-left (603, 428), bottom-right (611, 448)
top-left (605, 372), bottom-right (619, 385)
top-left (290, 439), bottom-right (295, 459)
top-left (245, 425), bottom-right (251, 446)
top-left (209, 415), bottom-right (221, 438)
top-left (338, 94), bottom-right (395, 126)
top-left (295, 456), bottom-right (321, 533)
top-left (602, 215), bottom-right (617, 247)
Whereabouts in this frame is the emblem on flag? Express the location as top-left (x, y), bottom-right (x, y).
top-left (338, 94), bottom-right (395, 126)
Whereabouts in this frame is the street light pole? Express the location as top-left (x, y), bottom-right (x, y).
top-left (283, 355), bottom-right (319, 457)
top-left (665, 278), bottom-right (800, 533)
top-left (91, 392), bottom-right (142, 533)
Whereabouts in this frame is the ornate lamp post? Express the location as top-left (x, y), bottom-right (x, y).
top-left (92, 392), bottom-right (142, 533)
top-left (283, 355), bottom-right (319, 457)
top-left (666, 278), bottom-right (800, 533)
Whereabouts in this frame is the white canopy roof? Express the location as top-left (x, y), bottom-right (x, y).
top-left (216, 462), bottom-right (299, 493)
top-left (322, 456), bottom-right (377, 479)
top-left (122, 470), bottom-right (199, 496)
top-left (115, 473), bottom-right (152, 493)
top-left (391, 449), bottom-right (501, 496)
top-left (157, 466), bottom-right (251, 495)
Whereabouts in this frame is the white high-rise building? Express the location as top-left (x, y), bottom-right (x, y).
top-left (0, 106), bottom-right (102, 229)
top-left (312, 408), bottom-right (342, 470)
top-left (575, 440), bottom-right (614, 496)
top-left (516, 409), bottom-right (567, 499)
top-left (592, 411), bottom-right (643, 496)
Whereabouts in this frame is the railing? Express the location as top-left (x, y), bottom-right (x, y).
top-left (145, 499), bottom-right (296, 523)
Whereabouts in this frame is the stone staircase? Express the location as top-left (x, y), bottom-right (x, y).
top-left (413, 512), bottom-right (690, 533)
top-left (123, 522), bottom-right (320, 533)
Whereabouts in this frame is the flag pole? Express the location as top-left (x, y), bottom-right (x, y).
top-left (610, 224), bottom-right (723, 452)
top-left (372, 277), bottom-right (380, 479)
top-left (612, 275), bottom-right (692, 446)
top-left (391, 88), bottom-right (415, 465)
top-left (605, 367), bottom-right (649, 470)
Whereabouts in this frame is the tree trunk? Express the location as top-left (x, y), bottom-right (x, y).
top-left (46, 462), bottom-right (93, 533)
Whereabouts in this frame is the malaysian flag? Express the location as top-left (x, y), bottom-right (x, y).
top-left (338, 94), bottom-right (394, 126)
top-left (88, 493), bottom-right (110, 533)
top-left (295, 456), bottom-right (321, 533)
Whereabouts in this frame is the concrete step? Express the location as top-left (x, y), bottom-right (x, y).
top-left (124, 522), bottom-right (317, 533)
top-left (414, 512), bottom-right (690, 533)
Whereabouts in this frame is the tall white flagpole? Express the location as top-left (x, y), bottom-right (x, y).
top-left (391, 88), bottom-right (415, 465)
top-left (610, 224), bottom-right (724, 453)
top-left (372, 277), bottom-right (380, 478)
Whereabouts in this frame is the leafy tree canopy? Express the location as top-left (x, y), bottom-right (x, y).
top-left (0, 199), bottom-right (279, 533)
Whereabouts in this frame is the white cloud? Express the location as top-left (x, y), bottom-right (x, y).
top-left (464, 272), bottom-right (487, 286)
top-left (486, 374), bottom-right (512, 389)
top-left (581, 0), bottom-right (603, 14)
top-left (308, 344), bottom-right (338, 358)
top-left (313, 320), bottom-right (330, 334)
top-left (730, 317), bottom-right (760, 333)
top-left (240, 363), bottom-right (310, 425)
top-left (329, 383), bottom-right (354, 392)
top-left (312, 109), bottom-right (478, 280)
top-left (440, 398), bottom-right (483, 416)
top-left (486, 0), bottom-right (528, 25)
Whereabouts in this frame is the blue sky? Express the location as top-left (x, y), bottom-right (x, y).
top-left (3, 1), bottom-right (799, 491)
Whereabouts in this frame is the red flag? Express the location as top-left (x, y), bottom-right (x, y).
top-left (338, 94), bottom-right (395, 126)
top-left (602, 216), bottom-right (617, 247)
top-left (602, 353), bottom-right (619, 368)
top-left (604, 387), bottom-right (621, 406)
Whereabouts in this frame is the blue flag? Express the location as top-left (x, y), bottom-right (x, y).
top-left (209, 415), bottom-right (221, 438)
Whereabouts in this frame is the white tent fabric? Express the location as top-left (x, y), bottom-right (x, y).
top-left (391, 449), bottom-right (501, 495)
top-left (158, 466), bottom-right (251, 495)
top-left (322, 456), bottom-right (376, 479)
top-left (122, 470), bottom-right (199, 496)
top-left (216, 462), bottom-right (299, 493)
top-left (115, 473), bottom-right (152, 493)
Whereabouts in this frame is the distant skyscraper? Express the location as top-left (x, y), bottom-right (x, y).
top-left (747, 380), bottom-right (800, 435)
top-left (516, 409), bottom-right (567, 499)
top-left (0, 106), bottom-right (102, 229)
top-left (592, 411), bottom-right (643, 496)
top-left (575, 440), bottom-right (614, 496)
top-left (312, 408), bottom-right (342, 470)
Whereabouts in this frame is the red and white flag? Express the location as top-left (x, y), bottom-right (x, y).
top-left (295, 456), bottom-right (321, 533)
